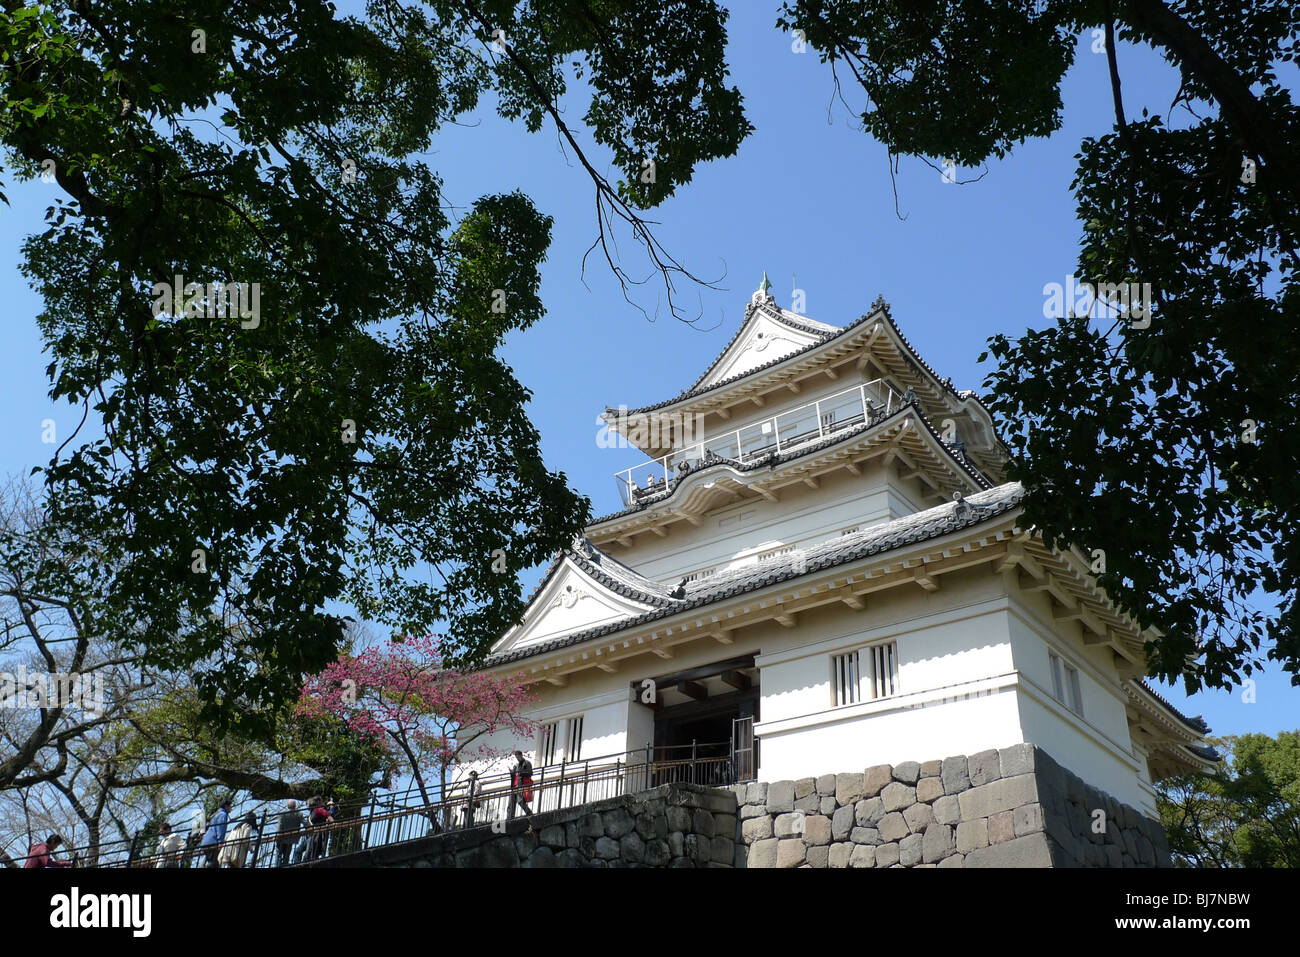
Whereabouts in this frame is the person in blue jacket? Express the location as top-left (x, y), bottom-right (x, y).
top-left (199, 799), bottom-right (232, 868)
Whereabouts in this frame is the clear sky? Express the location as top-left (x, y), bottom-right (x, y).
top-left (1, 5), bottom-right (1293, 742)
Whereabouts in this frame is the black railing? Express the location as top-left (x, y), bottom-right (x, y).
top-left (35, 741), bottom-right (746, 869)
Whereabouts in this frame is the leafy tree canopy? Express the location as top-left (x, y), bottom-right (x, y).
top-left (0, 0), bottom-right (749, 732)
top-left (780, 0), bottom-right (1300, 691)
top-left (1159, 731), bottom-right (1300, 867)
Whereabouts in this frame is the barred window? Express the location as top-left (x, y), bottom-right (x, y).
top-left (1049, 653), bottom-right (1084, 717)
top-left (538, 722), bottom-right (558, 766)
top-left (832, 642), bottom-right (897, 706)
top-left (868, 642), bottom-right (897, 699)
top-left (833, 650), bottom-right (861, 706)
top-left (564, 715), bottom-right (584, 761)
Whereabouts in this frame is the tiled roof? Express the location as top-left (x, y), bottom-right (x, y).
top-left (608, 308), bottom-right (875, 417)
top-left (588, 402), bottom-right (993, 527)
top-left (574, 542), bottom-right (681, 607)
top-left (514, 540), bottom-right (681, 621)
top-left (606, 302), bottom-right (977, 418)
top-left (482, 482), bottom-right (1026, 668)
top-left (683, 295), bottom-right (841, 393)
top-left (1185, 743), bottom-right (1223, 763)
top-left (1135, 679), bottom-right (1213, 736)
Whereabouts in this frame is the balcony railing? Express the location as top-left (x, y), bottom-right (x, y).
top-left (615, 378), bottom-right (906, 507)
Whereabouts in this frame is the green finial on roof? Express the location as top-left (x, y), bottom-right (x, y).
top-left (758, 271), bottom-right (772, 296)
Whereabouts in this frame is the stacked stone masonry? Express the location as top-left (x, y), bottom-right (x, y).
top-left (310, 745), bottom-right (1170, 868)
top-left (733, 744), bottom-right (1172, 868)
top-left (315, 783), bottom-right (740, 868)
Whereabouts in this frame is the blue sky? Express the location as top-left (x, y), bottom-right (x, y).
top-left (1, 5), bottom-right (1292, 741)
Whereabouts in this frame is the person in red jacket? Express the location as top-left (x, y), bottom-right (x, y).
top-left (508, 751), bottom-right (535, 823)
top-left (23, 834), bottom-right (72, 868)
top-left (305, 797), bottom-right (334, 861)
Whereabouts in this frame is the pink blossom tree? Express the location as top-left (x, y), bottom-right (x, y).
top-left (297, 634), bottom-right (536, 814)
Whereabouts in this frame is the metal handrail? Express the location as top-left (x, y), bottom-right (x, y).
top-left (614, 378), bottom-right (906, 506)
top-left (33, 742), bottom-right (744, 869)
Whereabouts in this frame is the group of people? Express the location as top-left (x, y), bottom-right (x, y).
top-left (188, 796), bottom-right (340, 867)
top-left (275, 797), bottom-right (337, 866)
top-left (458, 750), bottom-right (536, 828)
top-left (23, 752), bottom-right (541, 868)
top-left (139, 795), bottom-right (339, 868)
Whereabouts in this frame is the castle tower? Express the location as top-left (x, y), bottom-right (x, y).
top-left (468, 281), bottom-right (1215, 866)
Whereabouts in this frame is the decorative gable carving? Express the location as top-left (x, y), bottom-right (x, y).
top-left (493, 557), bottom-right (657, 654)
top-left (698, 308), bottom-right (828, 389)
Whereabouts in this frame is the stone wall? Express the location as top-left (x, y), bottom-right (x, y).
top-left (309, 745), bottom-right (1170, 868)
top-left (308, 782), bottom-right (739, 868)
top-left (732, 744), bottom-right (1172, 868)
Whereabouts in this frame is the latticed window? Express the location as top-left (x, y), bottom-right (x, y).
top-left (1049, 653), bottom-right (1084, 717)
top-left (538, 722), bottom-right (558, 765)
top-left (564, 715), bottom-right (584, 762)
top-left (833, 642), bottom-right (898, 706)
top-left (832, 650), bottom-right (862, 705)
top-left (868, 643), bottom-right (897, 699)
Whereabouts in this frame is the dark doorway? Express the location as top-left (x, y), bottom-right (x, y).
top-left (662, 711), bottom-right (733, 751)
top-left (636, 655), bottom-right (760, 787)
top-left (651, 688), bottom-right (758, 787)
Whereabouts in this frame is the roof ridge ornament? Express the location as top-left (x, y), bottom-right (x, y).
top-left (953, 491), bottom-right (972, 520)
top-left (870, 294), bottom-right (891, 318)
top-left (751, 270), bottom-right (775, 306)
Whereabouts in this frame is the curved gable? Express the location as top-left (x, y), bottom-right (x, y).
top-left (492, 557), bottom-right (660, 654)
top-left (698, 308), bottom-right (827, 388)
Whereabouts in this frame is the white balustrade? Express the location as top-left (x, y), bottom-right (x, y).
top-left (613, 379), bottom-right (905, 506)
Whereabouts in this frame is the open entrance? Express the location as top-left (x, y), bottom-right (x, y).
top-left (636, 654), bottom-right (759, 787)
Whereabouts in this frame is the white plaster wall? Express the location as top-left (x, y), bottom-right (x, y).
top-left (465, 561), bottom-right (1157, 820)
top-left (753, 575), bottom-right (1024, 779)
top-left (757, 687), bottom-right (1025, 781)
top-left (1005, 607), bottom-right (1132, 749)
top-left (610, 462), bottom-right (926, 584)
top-left (1002, 599), bottom-right (1153, 813)
top-left (757, 604), bottom-right (1015, 725)
top-left (450, 683), bottom-right (631, 788)
top-left (1016, 691), bottom-right (1152, 815)
top-left (626, 697), bottom-right (656, 755)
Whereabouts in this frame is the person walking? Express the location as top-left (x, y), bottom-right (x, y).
top-left (324, 798), bottom-right (340, 855)
top-left (23, 834), bottom-right (72, 868)
top-left (461, 771), bottom-right (482, 828)
top-left (155, 822), bottom-right (185, 868)
top-left (187, 807), bottom-right (207, 868)
top-left (276, 800), bottom-right (304, 867)
top-left (508, 750), bottom-right (534, 824)
top-left (291, 825), bottom-right (311, 865)
top-left (305, 797), bottom-right (333, 862)
top-left (218, 812), bottom-right (260, 868)
top-left (199, 799), bottom-right (231, 868)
